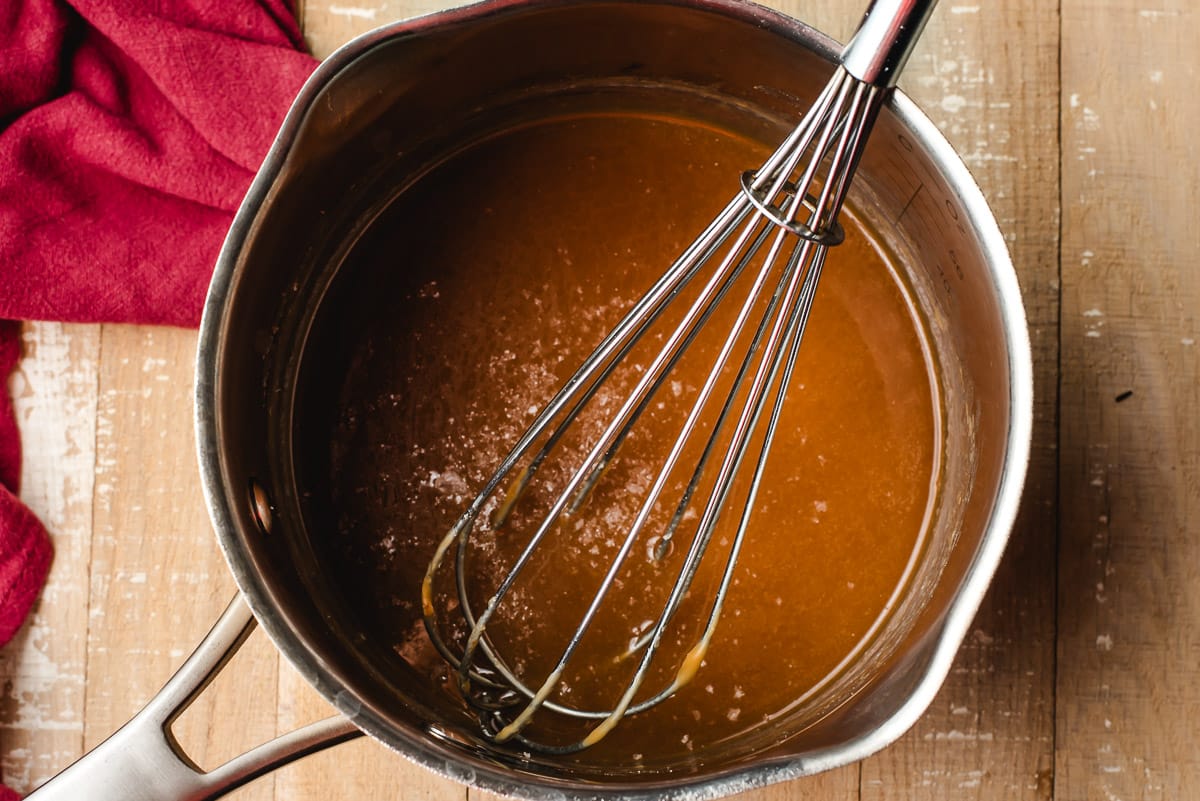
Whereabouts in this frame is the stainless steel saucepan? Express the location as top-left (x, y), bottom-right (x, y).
top-left (28, 1), bottom-right (1032, 798)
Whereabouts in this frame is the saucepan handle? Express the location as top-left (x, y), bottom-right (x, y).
top-left (27, 595), bottom-right (362, 801)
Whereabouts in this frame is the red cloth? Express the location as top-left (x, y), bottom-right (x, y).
top-left (1, 0), bottom-right (317, 325)
top-left (0, 1), bottom-right (317, 795)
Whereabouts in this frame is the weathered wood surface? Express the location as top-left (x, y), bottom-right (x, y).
top-left (1057, 2), bottom-right (1200, 800)
top-left (1, 0), bottom-right (1196, 798)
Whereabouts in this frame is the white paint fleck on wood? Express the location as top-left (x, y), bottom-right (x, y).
top-left (329, 4), bottom-right (379, 20)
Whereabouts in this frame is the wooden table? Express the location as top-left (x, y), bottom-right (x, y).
top-left (2, 0), bottom-right (1196, 798)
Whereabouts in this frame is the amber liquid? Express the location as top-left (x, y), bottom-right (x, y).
top-left (301, 112), bottom-right (939, 763)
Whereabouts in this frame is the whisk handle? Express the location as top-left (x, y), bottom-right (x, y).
top-left (842, 0), bottom-right (939, 88)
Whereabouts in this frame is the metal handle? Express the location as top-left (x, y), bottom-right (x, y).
top-left (842, 0), bottom-right (939, 87)
top-left (27, 595), bottom-right (362, 801)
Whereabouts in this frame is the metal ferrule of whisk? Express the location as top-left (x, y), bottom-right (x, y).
top-left (421, 0), bottom-right (939, 754)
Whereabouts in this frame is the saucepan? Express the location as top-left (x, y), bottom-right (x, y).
top-left (29, 0), bottom-right (1032, 798)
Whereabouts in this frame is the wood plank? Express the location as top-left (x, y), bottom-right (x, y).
top-left (0, 323), bottom-right (98, 793)
top-left (1057, 0), bottom-right (1200, 798)
top-left (298, 0), bottom-right (449, 57)
top-left (859, 0), bottom-right (1061, 798)
top-left (83, 325), bottom-right (278, 801)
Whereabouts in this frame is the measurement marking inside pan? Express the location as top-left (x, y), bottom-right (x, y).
top-left (895, 181), bottom-right (925, 224)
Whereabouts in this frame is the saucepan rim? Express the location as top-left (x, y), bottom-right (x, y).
top-left (195, 1), bottom-right (1033, 798)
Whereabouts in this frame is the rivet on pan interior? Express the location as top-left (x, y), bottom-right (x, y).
top-left (249, 479), bottom-right (273, 536)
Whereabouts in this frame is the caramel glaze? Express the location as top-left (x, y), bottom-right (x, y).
top-left (298, 112), bottom-right (940, 765)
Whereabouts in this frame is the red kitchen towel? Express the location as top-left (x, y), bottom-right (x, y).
top-left (0, 1), bottom-right (316, 794)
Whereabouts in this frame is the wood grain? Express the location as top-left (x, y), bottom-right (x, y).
top-left (2, 0), bottom-right (1198, 798)
top-left (1057, 0), bottom-right (1200, 799)
top-left (83, 326), bottom-right (278, 801)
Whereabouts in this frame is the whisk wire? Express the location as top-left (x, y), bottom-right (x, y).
top-left (630, 82), bottom-right (886, 713)
top-left (463, 201), bottom-right (787, 734)
top-left (493, 195), bottom-right (825, 745)
top-left (571, 235), bottom-right (830, 750)
top-left (421, 196), bottom-right (755, 681)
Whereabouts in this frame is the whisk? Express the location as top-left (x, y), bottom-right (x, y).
top-left (422, 0), bottom-right (937, 753)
